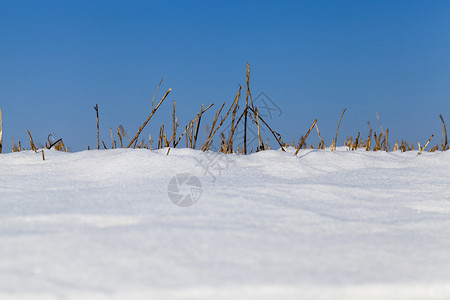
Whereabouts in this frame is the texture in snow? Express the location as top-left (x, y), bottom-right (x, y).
top-left (0, 148), bottom-right (450, 299)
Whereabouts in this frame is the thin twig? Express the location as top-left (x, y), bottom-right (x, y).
top-left (27, 129), bottom-right (37, 152)
top-left (418, 134), bottom-right (434, 155)
top-left (189, 122), bottom-right (194, 148)
top-left (314, 123), bottom-right (324, 149)
top-left (247, 107), bottom-right (285, 152)
top-left (110, 128), bottom-right (114, 149)
top-left (255, 107), bottom-right (264, 152)
top-left (158, 124), bottom-right (164, 149)
top-left (244, 63), bottom-right (250, 154)
top-left (440, 114), bottom-right (447, 151)
top-left (172, 100), bottom-right (177, 148)
top-left (333, 108), bottom-right (347, 151)
top-left (294, 119), bottom-right (317, 155)
top-left (174, 103), bottom-right (214, 148)
top-left (366, 127), bottom-right (372, 151)
top-left (202, 102), bottom-right (226, 150)
top-left (193, 104), bottom-right (203, 149)
top-left (354, 132), bottom-right (360, 150)
top-left (94, 104), bottom-right (99, 149)
top-left (117, 127), bottom-right (123, 148)
top-left (49, 138), bottom-right (62, 149)
top-left (200, 87), bottom-right (241, 150)
top-left (385, 129), bottom-right (389, 152)
top-left (127, 88), bottom-right (171, 148)
top-left (228, 86), bottom-right (242, 153)
top-left (152, 78), bottom-right (163, 112)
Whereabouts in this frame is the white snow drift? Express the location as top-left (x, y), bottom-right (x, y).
top-left (0, 148), bottom-right (449, 299)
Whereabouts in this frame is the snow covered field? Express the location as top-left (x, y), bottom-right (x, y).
top-left (0, 148), bottom-right (449, 299)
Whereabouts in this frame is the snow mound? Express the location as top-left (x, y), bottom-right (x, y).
top-left (1, 148), bottom-right (449, 299)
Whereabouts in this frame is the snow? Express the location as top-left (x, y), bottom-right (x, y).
top-left (0, 147), bottom-right (449, 299)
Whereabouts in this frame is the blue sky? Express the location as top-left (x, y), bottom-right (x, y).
top-left (1, 1), bottom-right (449, 151)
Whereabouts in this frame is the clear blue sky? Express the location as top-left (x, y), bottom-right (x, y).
top-left (1, 1), bottom-right (449, 152)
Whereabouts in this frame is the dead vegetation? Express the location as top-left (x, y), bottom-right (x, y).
top-left (3, 65), bottom-right (449, 156)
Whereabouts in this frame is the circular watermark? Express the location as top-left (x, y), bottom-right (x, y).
top-left (167, 173), bottom-right (202, 207)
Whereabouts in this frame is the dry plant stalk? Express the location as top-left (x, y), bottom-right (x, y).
top-left (149, 133), bottom-right (152, 150)
top-left (172, 100), bottom-right (177, 148)
top-left (174, 103), bottom-right (214, 148)
top-left (393, 141), bottom-right (398, 151)
top-left (255, 107), bottom-right (264, 151)
top-left (314, 123), bottom-right (325, 150)
top-left (385, 129), bottom-right (389, 151)
top-left (333, 108), bottom-right (347, 151)
top-left (110, 128), bottom-right (114, 149)
top-left (220, 132), bottom-right (227, 153)
top-left (189, 121), bottom-right (194, 148)
top-left (353, 132), bottom-right (360, 150)
top-left (27, 130), bottom-right (37, 152)
top-left (365, 129), bottom-right (372, 151)
top-left (406, 140), bottom-right (412, 151)
top-left (185, 125), bottom-right (189, 148)
top-left (165, 134), bottom-right (173, 147)
top-left (228, 87), bottom-right (242, 153)
top-left (374, 132), bottom-right (378, 150)
top-left (429, 144), bottom-right (439, 152)
top-left (294, 119), bottom-right (317, 155)
top-left (127, 88), bottom-right (171, 148)
top-left (201, 88), bottom-right (241, 151)
top-left (158, 124), bottom-right (164, 149)
top-left (117, 127), bottom-right (123, 148)
top-left (193, 104), bottom-right (204, 149)
top-left (152, 79), bottom-right (163, 112)
top-left (355, 131), bottom-right (360, 150)
top-left (47, 136), bottom-right (62, 150)
top-left (440, 114), bottom-right (447, 151)
top-left (60, 140), bottom-right (67, 152)
top-left (42, 150), bottom-right (45, 161)
top-left (374, 132), bottom-right (383, 151)
top-left (418, 134), bottom-right (434, 155)
top-left (178, 120), bottom-right (193, 148)
top-left (345, 136), bottom-right (352, 150)
top-left (94, 103), bottom-right (99, 149)
top-left (247, 107), bottom-right (285, 152)
top-left (202, 102), bottom-right (226, 150)
top-left (244, 63), bottom-right (250, 154)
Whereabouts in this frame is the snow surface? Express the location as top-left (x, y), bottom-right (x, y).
top-left (0, 147), bottom-right (450, 299)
